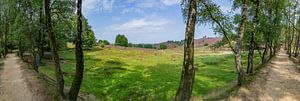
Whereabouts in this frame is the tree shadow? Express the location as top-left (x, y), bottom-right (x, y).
top-left (83, 61), bottom-right (236, 101)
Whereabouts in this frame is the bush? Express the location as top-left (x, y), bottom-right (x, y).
top-left (115, 34), bottom-right (129, 47)
top-left (98, 40), bottom-right (110, 45)
top-left (204, 43), bottom-right (209, 46)
top-left (160, 44), bottom-right (167, 50)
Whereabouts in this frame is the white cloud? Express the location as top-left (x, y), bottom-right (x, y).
top-left (121, 8), bottom-right (144, 14)
top-left (109, 16), bottom-right (171, 31)
top-left (82, 0), bottom-right (180, 15)
top-left (83, 0), bottom-right (97, 12)
top-left (161, 0), bottom-right (181, 6)
top-left (96, 15), bottom-right (184, 43)
top-left (100, 0), bottom-right (115, 11)
top-left (83, 0), bottom-right (115, 14)
top-left (120, 0), bottom-right (179, 14)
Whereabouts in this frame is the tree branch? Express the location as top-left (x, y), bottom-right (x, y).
top-left (201, 1), bottom-right (235, 52)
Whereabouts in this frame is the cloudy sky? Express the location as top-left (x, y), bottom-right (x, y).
top-left (83, 0), bottom-right (233, 43)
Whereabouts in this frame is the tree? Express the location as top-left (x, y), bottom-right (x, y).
top-left (82, 28), bottom-right (96, 49)
top-left (159, 43), bottom-right (167, 49)
top-left (115, 34), bottom-right (128, 47)
top-left (98, 40), bottom-right (110, 45)
top-left (68, 0), bottom-right (84, 100)
top-left (45, 0), bottom-right (65, 97)
top-left (27, 0), bottom-right (39, 72)
top-left (247, 0), bottom-right (260, 75)
top-left (234, 0), bottom-right (248, 85)
top-left (198, 0), bottom-right (248, 86)
top-left (82, 17), bottom-right (96, 49)
top-left (175, 0), bottom-right (197, 100)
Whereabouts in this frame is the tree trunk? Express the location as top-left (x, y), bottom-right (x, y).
top-left (38, 5), bottom-right (45, 67)
top-left (234, 0), bottom-right (247, 86)
top-left (45, 0), bottom-right (65, 98)
top-left (247, 0), bottom-right (259, 75)
top-left (262, 41), bottom-right (268, 64)
top-left (28, 0), bottom-right (39, 72)
top-left (18, 32), bottom-right (24, 59)
top-left (269, 40), bottom-right (273, 60)
top-left (3, 10), bottom-right (8, 58)
top-left (294, 34), bottom-right (299, 57)
top-left (68, 0), bottom-right (84, 100)
top-left (289, 31), bottom-right (294, 58)
top-left (175, 0), bottom-right (197, 100)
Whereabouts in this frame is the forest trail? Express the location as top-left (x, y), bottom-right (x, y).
top-left (0, 54), bottom-right (47, 101)
top-left (229, 49), bottom-right (300, 101)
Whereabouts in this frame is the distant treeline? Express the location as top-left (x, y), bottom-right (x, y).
top-left (98, 35), bottom-right (185, 50)
top-left (129, 40), bottom-right (184, 49)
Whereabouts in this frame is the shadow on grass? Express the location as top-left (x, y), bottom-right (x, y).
top-left (80, 61), bottom-right (236, 101)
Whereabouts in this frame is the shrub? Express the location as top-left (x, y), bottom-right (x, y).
top-left (159, 44), bottom-right (167, 50)
top-left (115, 34), bottom-right (129, 47)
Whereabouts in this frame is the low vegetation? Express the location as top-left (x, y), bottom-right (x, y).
top-left (39, 46), bottom-right (260, 100)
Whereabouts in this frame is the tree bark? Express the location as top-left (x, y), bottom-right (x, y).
top-left (175, 0), bottom-right (197, 100)
top-left (68, 0), bottom-right (84, 100)
top-left (234, 0), bottom-right (247, 86)
top-left (262, 41), bottom-right (268, 64)
top-left (45, 0), bottom-right (65, 98)
top-left (27, 0), bottom-right (39, 72)
top-left (3, 9), bottom-right (8, 58)
top-left (294, 34), bottom-right (299, 57)
top-left (269, 40), bottom-right (273, 60)
top-left (38, 5), bottom-right (45, 67)
top-left (289, 31), bottom-right (294, 58)
top-left (247, 0), bottom-right (259, 75)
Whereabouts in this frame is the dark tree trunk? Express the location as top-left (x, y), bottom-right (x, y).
top-left (289, 26), bottom-right (295, 58)
top-left (38, 5), bottom-right (45, 66)
top-left (3, 10), bottom-right (8, 58)
top-left (285, 34), bottom-right (287, 50)
top-left (247, 0), bottom-right (259, 75)
top-left (262, 42), bottom-right (268, 64)
top-left (175, 0), bottom-right (197, 100)
top-left (294, 34), bottom-right (299, 57)
top-left (68, 0), bottom-right (84, 100)
top-left (27, 0), bottom-right (39, 72)
top-left (234, 0), bottom-right (247, 86)
top-left (18, 33), bottom-right (24, 59)
top-left (269, 40), bottom-right (273, 60)
top-left (45, 0), bottom-right (65, 98)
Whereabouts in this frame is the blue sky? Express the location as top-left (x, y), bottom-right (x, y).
top-left (83, 0), bottom-right (233, 44)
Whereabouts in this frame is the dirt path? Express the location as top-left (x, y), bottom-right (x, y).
top-left (0, 54), bottom-right (47, 101)
top-left (229, 49), bottom-right (300, 101)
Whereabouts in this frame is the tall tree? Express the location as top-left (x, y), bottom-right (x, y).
top-left (27, 0), bottom-right (39, 71)
top-left (199, 0), bottom-right (247, 86)
top-left (175, 0), bottom-right (197, 100)
top-left (247, 0), bottom-right (260, 74)
top-left (234, 0), bottom-right (248, 85)
top-left (68, 0), bottom-right (84, 100)
top-left (45, 0), bottom-right (65, 97)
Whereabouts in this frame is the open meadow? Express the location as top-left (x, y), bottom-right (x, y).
top-left (39, 46), bottom-right (261, 100)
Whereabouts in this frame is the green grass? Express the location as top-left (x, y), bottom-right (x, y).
top-left (39, 47), bottom-right (261, 100)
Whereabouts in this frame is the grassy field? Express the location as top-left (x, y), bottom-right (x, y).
top-left (39, 46), bottom-right (261, 100)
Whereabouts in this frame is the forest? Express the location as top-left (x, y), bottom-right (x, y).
top-left (0, 0), bottom-right (299, 101)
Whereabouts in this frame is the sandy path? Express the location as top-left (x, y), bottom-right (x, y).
top-left (0, 54), bottom-right (45, 101)
top-left (229, 49), bottom-right (300, 101)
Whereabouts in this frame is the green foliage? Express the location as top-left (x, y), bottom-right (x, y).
top-left (83, 29), bottom-right (97, 49)
top-left (204, 43), bottom-right (209, 46)
top-left (130, 44), bottom-right (155, 49)
top-left (115, 34), bottom-right (128, 47)
top-left (39, 47), bottom-right (261, 100)
top-left (82, 18), bottom-right (97, 49)
top-left (159, 44), bottom-right (167, 49)
top-left (98, 40), bottom-right (110, 45)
